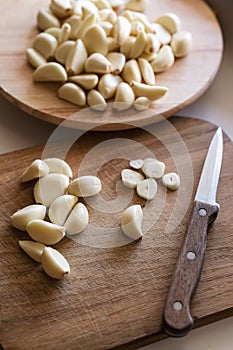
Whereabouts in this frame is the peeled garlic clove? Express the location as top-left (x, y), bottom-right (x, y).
top-left (73, 0), bottom-right (99, 17)
top-left (142, 160), bottom-right (165, 178)
top-left (58, 23), bottom-right (71, 44)
top-left (162, 172), bottom-right (180, 190)
top-left (113, 82), bottom-right (135, 111)
top-left (55, 40), bottom-right (75, 65)
top-left (107, 37), bottom-right (118, 52)
top-left (58, 83), bottom-right (86, 106)
top-left (33, 62), bottom-right (67, 82)
top-left (34, 173), bottom-right (69, 207)
top-left (144, 157), bottom-right (157, 165)
top-left (131, 81), bottom-right (167, 101)
top-left (95, 0), bottom-right (112, 11)
top-left (134, 96), bottom-right (151, 111)
top-left (151, 23), bottom-right (171, 45)
top-left (109, 0), bottom-right (125, 11)
top-left (42, 247), bottom-right (70, 279)
top-left (99, 21), bottom-right (113, 36)
top-left (49, 194), bottom-right (78, 225)
top-left (26, 48), bottom-right (47, 68)
top-left (21, 159), bottom-right (49, 182)
top-left (99, 9), bottom-right (117, 24)
top-left (74, 13), bottom-right (98, 39)
top-left (129, 30), bottom-right (147, 59)
top-left (120, 36), bottom-right (136, 59)
top-left (68, 176), bottom-right (101, 197)
top-left (64, 202), bottom-right (89, 235)
top-left (129, 159), bottom-right (144, 170)
top-left (130, 21), bottom-right (145, 36)
top-left (113, 16), bottom-right (131, 46)
top-left (125, 0), bottom-right (149, 12)
top-left (45, 27), bottom-right (61, 40)
top-left (69, 74), bottom-right (98, 90)
top-left (85, 53), bottom-right (112, 74)
top-left (122, 59), bottom-right (141, 84)
top-left (138, 58), bottom-right (155, 85)
top-left (136, 178), bottom-right (157, 200)
top-left (50, 0), bottom-right (73, 19)
top-left (43, 158), bottom-right (73, 178)
top-left (64, 15), bottom-right (82, 40)
top-left (33, 33), bottom-right (58, 60)
top-left (130, 12), bottom-right (153, 33)
top-left (37, 9), bottom-right (61, 31)
top-left (155, 12), bottom-right (181, 34)
top-left (151, 45), bottom-right (175, 73)
top-left (65, 39), bottom-right (87, 76)
top-left (19, 240), bottom-right (46, 263)
top-left (87, 89), bottom-right (107, 111)
top-left (121, 10), bottom-right (134, 22)
top-left (83, 24), bottom-right (108, 56)
top-left (26, 219), bottom-right (65, 245)
top-left (139, 51), bottom-right (157, 62)
top-left (171, 31), bottom-right (192, 58)
top-left (11, 204), bottom-right (46, 231)
top-left (121, 169), bottom-right (144, 188)
top-left (121, 205), bottom-right (143, 240)
top-left (98, 73), bottom-right (122, 99)
top-left (106, 52), bottom-right (126, 75)
top-left (144, 33), bottom-right (160, 54)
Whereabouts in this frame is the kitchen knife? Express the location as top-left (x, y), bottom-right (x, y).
top-left (162, 127), bottom-right (223, 337)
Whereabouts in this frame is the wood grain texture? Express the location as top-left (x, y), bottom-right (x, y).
top-left (0, 0), bottom-right (223, 131)
top-left (0, 117), bottom-right (233, 350)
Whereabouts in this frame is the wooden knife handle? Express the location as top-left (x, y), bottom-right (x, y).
top-left (162, 200), bottom-right (219, 337)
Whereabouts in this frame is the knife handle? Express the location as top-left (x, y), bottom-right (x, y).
top-left (162, 200), bottom-right (219, 337)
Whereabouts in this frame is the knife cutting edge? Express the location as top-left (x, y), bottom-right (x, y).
top-left (162, 127), bottom-right (223, 337)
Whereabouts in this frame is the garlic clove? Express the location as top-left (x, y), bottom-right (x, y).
top-left (49, 194), bottom-right (78, 226)
top-left (120, 36), bottom-right (136, 59)
top-left (113, 82), bottom-right (135, 111)
top-left (33, 33), bottom-right (58, 60)
top-left (87, 89), bottom-right (107, 111)
top-left (41, 247), bottom-right (70, 279)
top-left (106, 52), bottom-right (126, 74)
top-left (43, 158), bottom-right (73, 178)
top-left (151, 23), bottom-right (171, 45)
top-left (98, 9), bottom-right (117, 24)
top-left (26, 48), bottom-right (47, 68)
top-left (142, 159), bottom-right (165, 178)
top-left (144, 33), bottom-right (160, 54)
top-left (21, 159), bottom-right (49, 182)
top-left (125, 0), bottom-right (149, 13)
top-left (37, 9), bottom-right (61, 31)
top-left (122, 59), bottom-right (141, 84)
top-left (69, 74), bottom-right (99, 90)
top-left (45, 27), bottom-right (61, 40)
top-left (162, 172), bottom-right (180, 190)
top-left (58, 83), bottom-right (86, 106)
top-left (74, 13), bottom-right (98, 39)
top-left (134, 96), bottom-right (151, 111)
top-left (50, 0), bottom-right (73, 19)
top-left (113, 16), bottom-right (131, 46)
top-left (150, 45), bottom-right (175, 73)
top-left (34, 173), bottom-right (69, 207)
top-left (65, 202), bottom-right (89, 235)
top-left (99, 21), bottom-right (114, 36)
top-left (170, 31), bottom-right (192, 58)
top-left (121, 169), bottom-right (144, 188)
top-left (58, 23), bottom-right (71, 44)
top-left (98, 73), bottom-right (122, 99)
top-left (33, 62), bottom-right (67, 82)
top-left (83, 24), bottom-right (108, 56)
top-left (155, 12), bottom-right (181, 34)
top-left (129, 30), bottom-right (147, 59)
top-left (26, 219), bottom-right (65, 245)
top-left (85, 53), bottom-right (112, 74)
top-left (131, 81), bottom-right (167, 101)
top-left (136, 178), bottom-right (157, 200)
top-left (55, 40), bottom-right (75, 65)
top-left (10, 204), bottom-right (46, 231)
top-left (68, 176), bottom-right (102, 197)
top-left (129, 159), bottom-right (144, 170)
top-left (65, 39), bottom-right (87, 76)
top-left (19, 240), bottom-right (46, 263)
top-left (121, 204), bottom-right (143, 240)
top-left (138, 58), bottom-right (155, 85)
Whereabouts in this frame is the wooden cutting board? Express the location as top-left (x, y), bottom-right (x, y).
top-left (1, 117), bottom-right (233, 350)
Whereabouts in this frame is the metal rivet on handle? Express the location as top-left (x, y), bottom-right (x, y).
top-left (187, 251), bottom-right (196, 260)
top-left (199, 208), bottom-right (207, 216)
top-left (173, 301), bottom-right (183, 311)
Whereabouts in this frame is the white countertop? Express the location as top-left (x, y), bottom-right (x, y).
top-left (0, 0), bottom-right (232, 349)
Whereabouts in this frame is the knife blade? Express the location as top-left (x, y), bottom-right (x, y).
top-left (162, 127), bottom-right (223, 337)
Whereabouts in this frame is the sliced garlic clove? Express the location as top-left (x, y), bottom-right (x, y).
top-left (69, 74), bottom-right (99, 90)
top-left (138, 58), bottom-right (155, 85)
top-left (113, 82), bottom-right (135, 111)
top-left (121, 204), bottom-right (143, 240)
top-left (131, 81), bottom-right (167, 101)
top-left (99, 21), bottom-right (113, 36)
top-left (162, 172), bottom-right (180, 190)
top-left (98, 73), bottom-right (122, 99)
top-left (120, 36), bottom-right (136, 59)
top-left (85, 53), bottom-right (112, 74)
top-left (65, 39), bottom-right (87, 76)
top-left (129, 30), bottom-right (147, 59)
top-left (33, 33), bottom-right (58, 60)
top-left (136, 178), bottom-right (157, 200)
top-left (122, 59), bottom-right (141, 84)
top-left (113, 16), bottom-right (131, 46)
top-left (21, 159), bottom-right (49, 182)
top-left (74, 13), bottom-right (98, 39)
top-left (121, 169), bottom-right (144, 188)
top-left (55, 40), bottom-right (75, 65)
top-left (150, 45), bottom-right (175, 73)
top-left (83, 24), bottom-right (108, 56)
top-left (144, 33), bottom-right (160, 54)
top-left (33, 62), bottom-right (67, 82)
top-left (151, 23), bottom-right (171, 45)
top-left (43, 158), bottom-right (73, 178)
top-left (37, 9), bottom-right (61, 31)
top-left (106, 52), bottom-right (126, 74)
top-left (129, 159), bottom-right (144, 170)
top-left (125, 0), bottom-right (149, 13)
top-left (42, 247), bottom-right (70, 279)
top-left (34, 173), bottom-right (69, 207)
top-left (26, 48), bottom-right (47, 68)
top-left (26, 219), bottom-right (65, 245)
top-left (87, 89), bottom-right (107, 111)
top-left (10, 204), bottom-right (46, 231)
top-left (64, 202), bottom-right (89, 235)
top-left (50, 0), bottom-right (73, 19)
top-left (68, 176), bottom-right (102, 197)
top-left (170, 31), bottom-right (192, 58)
top-left (19, 240), bottom-right (46, 263)
top-left (155, 12), bottom-right (181, 34)
top-left (134, 96), bottom-right (151, 111)
top-left (58, 83), bottom-right (86, 106)
top-left (58, 23), bottom-right (71, 44)
top-left (49, 194), bottom-right (78, 225)
top-left (142, 159), bottom-right (165, 178)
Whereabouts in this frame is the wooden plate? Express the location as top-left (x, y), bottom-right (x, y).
top-left (0, 0), bottom-right (223, 130)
